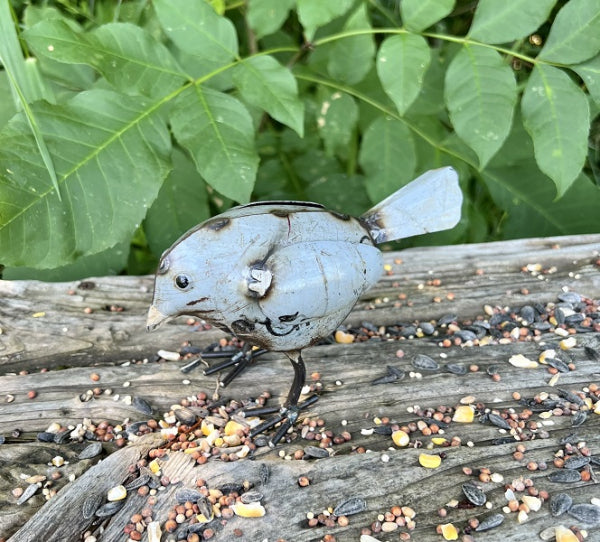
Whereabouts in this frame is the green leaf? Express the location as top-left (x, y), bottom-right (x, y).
top-left (376, 34), bottom-right (431, 116)
top-left (444, 45), bottom-right (517, 167)
top-left (539, 0), bottom-right (600, 64)
top-left (521, 64), bottom-right (589, 196)
top-left (145, 147), bottom-right (210, 256)
top-left (0, 89), bottom-right (171, 268)
top-left (0, 72), bottom-right (17, 128)
top-left (153, 0), bottom-right (238, 63)
top-left (170, 85), bottom-right (258, 203)
top-left (572, 54), bottom-right (600, 106)
top-left (293, 148), bottom-right (343, 184)
top-left (316, 90), bottom-right (358, 156)
top-left (2, 242), bottom-right (129, 280)
top-left (254, 157), bottom-right (292, 199)
top-left (400, 0), bottom-right (455, 32)
top-left (485, 166), bottom-right (600, 238)
top-left (328, 3), bottom-right (375, 85)
top-left (469, 0), bottom-right (556, 44)
top-left (358, 116), bottom-right (416, 203)
top-left (233, 55), bottom-right (304, 136)
top-left (296, 0), bottom-right (354, 41)
top-left (0, 1), bottom-right (60, 200)
top-left (306, 173), bottom-right (370, 215)
top-left (23, 5), bottom-right (95, 91)
top-left (405, 49), bottom-right (445, 115)
top-left (25, 21), bottom-right (187, 98)
top-left (248, 0), bottom-right (295, 39)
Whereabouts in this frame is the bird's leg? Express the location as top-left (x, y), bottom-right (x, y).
top-left (201, 343), bottom-right (268, 387)
top-left (247, 351), bottom-right (318, 447)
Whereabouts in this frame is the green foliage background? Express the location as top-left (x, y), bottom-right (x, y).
top-left (0, 0), bottom-right (599, 280)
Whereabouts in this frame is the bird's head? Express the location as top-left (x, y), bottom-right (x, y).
top-left (146, 238), bottom-right (217, 331)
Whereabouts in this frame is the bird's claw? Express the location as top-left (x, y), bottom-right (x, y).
top-left (199, 345), bottom-right (268, 387)
top-left (247, 395), bottom-right (319, 447)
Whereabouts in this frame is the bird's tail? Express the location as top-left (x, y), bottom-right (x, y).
top-left (361, 167), bottom-right (462, 244)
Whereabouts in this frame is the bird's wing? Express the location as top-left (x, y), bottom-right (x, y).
top-left (361, 167), bottom-right (462, 243)
top-left (256, 241), bottom-right (383, 326)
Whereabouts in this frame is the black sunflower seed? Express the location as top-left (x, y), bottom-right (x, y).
top-left (571, 411), bottom-right (587, 427)
top-left (304, 445), bottom-right (330, 458)
top-left (462, 483), bottom-right (486, 506)
top-left (95, 500), bottom-right (125, 517)
top-left (564, 456), bottom-right (590, 470)
top-left (446, 363), bottom-right (467, 375)
top-left (82, 493), bottom-right (103, 519)
top-left (568, 504), bottom-right (600, 525)
top-left (487, 413), bottom-right (511, 430)
top-left (333, 497), bottom-right (367, 517)
top-left (550, 493), bottom-right (573, 517)
top-left (176, 488), bottom-right (203, 504)
top-left (78, 441), bottom-right (103, 460)
top-left (411, 354), bottom-right (439, 371)
top-left (475, 513), bottom-right (504, 531)
top-left (132, 396), bottom-right (153, 416)
top-left (548, 470), bottom-right (582, 483)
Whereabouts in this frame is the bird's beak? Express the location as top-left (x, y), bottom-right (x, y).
top-left (146, 305), bottom-right (167, 331)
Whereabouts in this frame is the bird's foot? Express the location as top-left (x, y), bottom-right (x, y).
top-left (182, 343), bottom-right (268, 387)
top-left (246, 395), bottom-right (319, 447)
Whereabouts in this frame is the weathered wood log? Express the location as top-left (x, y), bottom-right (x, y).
top-left (0, 234), bottom-right (599, 542)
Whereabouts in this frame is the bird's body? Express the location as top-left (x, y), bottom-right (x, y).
top-left (150, 200), bottom-right (382, 351)
top-left (147, 167), bottom-right (463, 445)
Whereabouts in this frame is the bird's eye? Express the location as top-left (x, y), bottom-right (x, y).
top-left (158, 257), bottom-right (169, 275)
top-left (175, 274), bottom-right (190, 290)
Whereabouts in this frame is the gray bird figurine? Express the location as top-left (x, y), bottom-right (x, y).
top-left (147, 167), bottom-right (462, 445)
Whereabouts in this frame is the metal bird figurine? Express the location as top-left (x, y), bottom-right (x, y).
top-left (147, 167), bottom-right (462, 446)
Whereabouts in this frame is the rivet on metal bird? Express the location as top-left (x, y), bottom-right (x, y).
top-left (147, 167), bottom-right (462, 446)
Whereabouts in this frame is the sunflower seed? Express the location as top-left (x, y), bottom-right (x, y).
top-left (545, 357), bottom-right (570, 373)
top-left (550, 493), bottom-right (573, 516)
top-left (371, 365), bottom-right (405, 385)
top-left (462, 483), bottom-right (486, 506)
top-left (304, 446), bottom-right (329, 459)
top-left (487, 413), bottom-right (511, 430)
top-left (412, 354), bottom-right (439, 371)
top-left (492, 436), bottom-right (517, 445)
top-left (17, 484), bottom-right (39, 505)
top-left (53, 430), bottom-right (71, 444)
top-left (558, 292), bottom-right (582, 304)
top-left (589, 455), bottom-right (600, 467)
top-left (219, 483), bottom-right (244, 495)
top-left (132, 396), bottom-right (153, 415)
top-left (37, 432), bottom-right (55, 443)
top-left (240, 490), bottom-right (263, 504)
top-left (125, 472), bottom-right (151, 490)
top-left (197, 495), bottom-right (213, 520)
top-left (475, 513), bottom-right (504, 531)
top-left (78, 442), bottom-right (103, 460)
top-left (373, 425), bottom-right (393, 435)
top-left (333, 496), bottom-right (367, 517)
top-left (571, 411), bottom-right (587, 427)
top-left (548, 470), bottom-right (582, 483)
top-left (82, 493), bottom-right (103, 519)
top-left (95, 500), bottom-right (125, 517)
top-left (568, 504), bottom-right (600, 525)
top-left (176, 488), bottom-right (203, 504)
top-left (558, 389), bottom-right (584, 407)
top-left (259, 463), bottom-right (270, 486)
top-left (584, 346), bottom-right (600, 362)
top-left (446, 363), bottom-right (467, 375)
top-left (174, 407), bottom-right (197, 425)
top-left (564, 456), bottom-right (590, 470)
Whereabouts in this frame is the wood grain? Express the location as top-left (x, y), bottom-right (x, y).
top-left (1, 234), bottom-right (599, 541)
